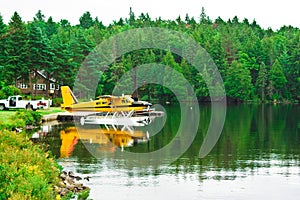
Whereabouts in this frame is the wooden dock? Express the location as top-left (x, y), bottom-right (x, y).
top-left (42, 112), bottom-right (84, 122)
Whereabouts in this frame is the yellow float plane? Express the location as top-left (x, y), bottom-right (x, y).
top-left (60, 86), bottom-right (151, 113)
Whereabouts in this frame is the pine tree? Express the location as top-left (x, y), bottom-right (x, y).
top-left (69, 30), bottom-right (95, 98)
top-left (225, 60), bottom-right (253, 100)
top-left (69, 30), bottom-right (94, 70)
top-left (269, 59), bottom-right (287, 99)
top-left (200, 7), bottom-right (209, 24)
top-left (50, 36), bottom-right (75, 87)
top-left (127, 7), bottom-right (136, 26)
top-left (34, 10), bottom-right (45, 22)
top-left (79, 11), bottom-right (94, 29)
top-left (33, 10), bottom-right (47, 35)
top-left (5, 12), bottom-right (29, 85)
top-left (277, 29), bottom-right (299, 99)
top-left (60, 19), bottom-right (71, 29)
top-left (27, 22), bottom-right (54, 96)
top-left (45, 17), bottom-right (58, 38)
top-left (162, 51), bottom-right (186, 101)
top-left (94, 17), bottom-right (105, 29)
top-left (255, 62), bottom-right (268, 102)
top-left (195, 64), bottom-right (210, 98)
top-left (0, 14), bottom-right (7, 73)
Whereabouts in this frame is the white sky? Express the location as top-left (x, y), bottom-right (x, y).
top-left (0, 0), bottom-right (299, 30)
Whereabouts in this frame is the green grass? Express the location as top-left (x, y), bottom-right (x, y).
top-left (36, 107), bottom-right (64, 115)
top-left (0, 110), bottom-right (15, 122)
top-left (0, 107), bottom-right (63, 124)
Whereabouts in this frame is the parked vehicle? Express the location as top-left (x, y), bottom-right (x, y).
top-left (0, 95), bottom-right (52, 111)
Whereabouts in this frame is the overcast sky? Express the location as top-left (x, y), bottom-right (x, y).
top-left (0, 0), bottom-right (299, 30)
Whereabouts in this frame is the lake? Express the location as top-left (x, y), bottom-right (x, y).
top-left (37, 104), bottom-right (300, 200)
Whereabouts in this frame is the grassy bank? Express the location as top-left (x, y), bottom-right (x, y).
top-left (0, 130), bottom-right (60, 199)
top-left (0, 110), bottom-right (60, 199)
top-left (0, 107), bottom-right (63, 126)
top-left (0, 110), bottom-right (43, 130)
top-left (36, 107), bottom-right (63, 115)
top-left (0, 109), bottom-right (89, 200)
top-left (0, 111), bottom-right (15, 122)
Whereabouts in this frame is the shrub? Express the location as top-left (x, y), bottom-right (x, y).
top-left (77, 189), bottom-right (90, 200)
top-left (52, 98), bottom-right (63, 107)
top-left (0, 85), bottom-right (20, 99)
top-left (31, 95), bottom-right (45, 100)
top-left (0, 90), bottom-right (6, 99)
top-left (0, 119), bottom-right (26, 131)
top-left (0, 110), bottom-right (43, 130)
top-left (11, 110), bottom-right (42, 126)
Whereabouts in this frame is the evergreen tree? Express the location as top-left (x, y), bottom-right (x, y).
top-left (94, 17), bottom-right (105, 29)
top-left (69, 30), bottom-right (95, 97)
top-left (45, 17), bottom-right (58, 38)
top-left (256, 62), bottom-right (268, 101)
top-left (269, 59), bottom-right (287, 99)
top-left (205, 33), bottom-right (227, 75)
top-left (162, 51), bottom-right (186, 101)
top-left (5, 12), bottom-right (29, 84)
top-left (33, 10), bottom-right (47, 34)
top-left (221, 30), bottom-right (240, 65)
top-left (0, 14), bottom-right (6, 37)
top-left (195, 64), bottom-right (210, 98)
top-left (225, 60), bottom-right (253, 100)
top-left (27, 22), bottom-right (54, 96)
top-left (79, 11), bottom-right (94, 29)
top-left (69, 30), bottom-right (94, 68)
top-left (232, 16), bottom-right (239, 25)
top-left (127, 7), bottom-right (135, 26)
top-left (34, 10), bottom-right (45, 22)
top-left (287, 31), bottom-right (300, 99)
top-left (50, 36), bottom-right (75, 87)
top-left (60, 19), bottom-right (71, 28)
top-left (200, 7), bottom-right (210, 24)
top-left (0, 14), bottom-right (7, 72)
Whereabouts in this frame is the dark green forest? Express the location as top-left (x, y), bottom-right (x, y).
top-left (0, 8), bottom-right (299, 102)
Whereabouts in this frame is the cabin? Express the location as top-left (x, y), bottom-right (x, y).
top-left (16, 70), bottom-right (60, 97)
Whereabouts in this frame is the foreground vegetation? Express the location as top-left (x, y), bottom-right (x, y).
top-left (0, 111), bottom-right (58, 199)
top-left (0, 110), bottom-right (42, 130)
top-left (0, 130), bottom-right (60, 199)
top-left (0, 8), bottom-right (299, 102)
top-left (0, 107), bottom-right (63, 130)
top-left (0, 110), bottom-right (89, 199)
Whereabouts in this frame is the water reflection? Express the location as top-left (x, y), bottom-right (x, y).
top-left (60, 126), bottom-right (148, 158)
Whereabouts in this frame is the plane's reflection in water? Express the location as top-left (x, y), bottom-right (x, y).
top-left (60, 125), bottom-right (149, 158)
top-left (58, 113), bottom-right (164, 158)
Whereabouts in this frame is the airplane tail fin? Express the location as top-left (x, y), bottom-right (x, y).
top-left (60, 86), bottom-right (78, 109)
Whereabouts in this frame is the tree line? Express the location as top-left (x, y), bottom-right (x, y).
top-left (0, 8), bottom-right (299, 102)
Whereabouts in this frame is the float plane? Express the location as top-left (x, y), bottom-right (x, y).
top-left (60, 86), bottom-right (152, 113)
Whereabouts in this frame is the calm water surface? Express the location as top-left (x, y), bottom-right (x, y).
top-left (39, 104), bottom-right (300, 200)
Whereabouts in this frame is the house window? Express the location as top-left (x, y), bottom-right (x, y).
top-left (50, 83), bottom-right (55, 90)
top-left (50, 83), bottom-right (60, 90)
top-left (34, 84), bottom-right (46, 90)
top-left (19, 83), bottom-right (28, 89)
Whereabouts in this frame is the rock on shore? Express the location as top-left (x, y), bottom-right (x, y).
top-left (54, 171), bottom-right (90, 197)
